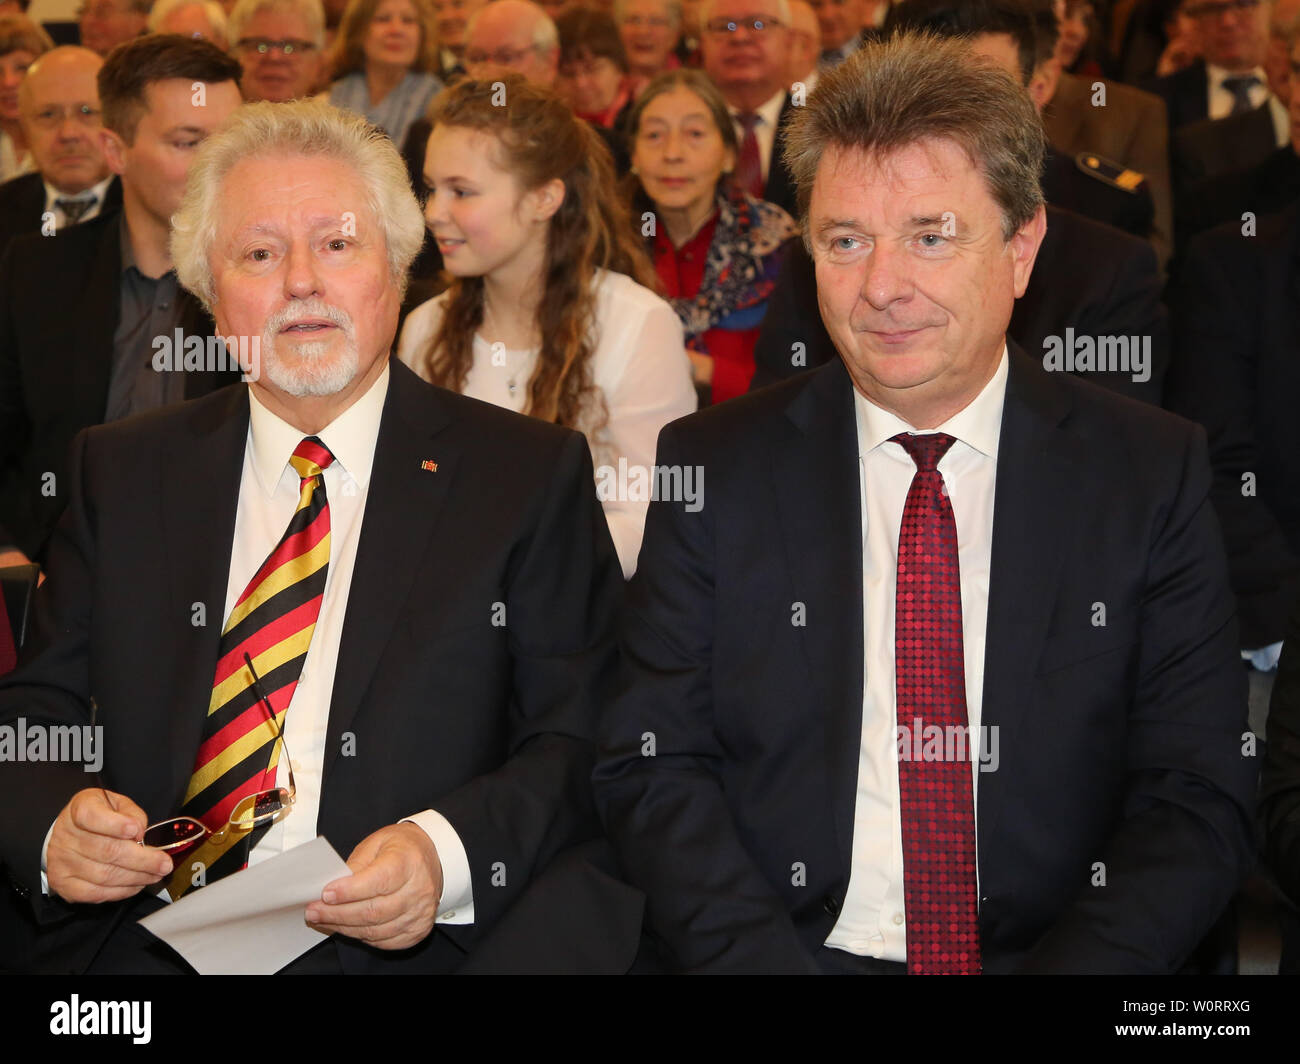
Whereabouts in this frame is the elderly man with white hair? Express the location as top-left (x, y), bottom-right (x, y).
top-left (0, 99), bottom-right (633, 974)
top-left (148, 0), bottom-right (231, 47)
top-left (228, 0), bottom-right (326, 101)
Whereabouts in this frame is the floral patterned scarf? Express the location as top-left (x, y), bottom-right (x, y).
top-left (667, 183), bottom-right (798, 348)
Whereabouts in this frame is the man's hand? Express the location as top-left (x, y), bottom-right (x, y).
top-left (46, 789), bottom-right (173, 903)
top-left (305, 822), bottom-right (444, 950)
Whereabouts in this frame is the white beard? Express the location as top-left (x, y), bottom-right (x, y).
top-left (260, 301), bottom-right (360, 397)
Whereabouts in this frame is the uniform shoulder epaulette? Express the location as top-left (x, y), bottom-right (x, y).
top-left (1074, 152), bottom-right (1147, 193)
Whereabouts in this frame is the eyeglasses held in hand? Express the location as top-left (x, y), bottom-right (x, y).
top-left (90, 656), bottom-right (296, 855)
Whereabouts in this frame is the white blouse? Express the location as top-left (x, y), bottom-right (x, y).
top-left (396, 269), bottom-right (697, 578)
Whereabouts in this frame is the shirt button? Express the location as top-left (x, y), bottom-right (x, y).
top-left (442, 910), bottom-right (456, 920)
top-left (892, 912), bottom-right (904, 926)
top-left (159, 302), bottom-right (169, 310)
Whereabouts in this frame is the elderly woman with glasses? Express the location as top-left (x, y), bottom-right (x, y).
top-left (0, 14), bottom-right (50, 182)
top-left (325, 0), bottom-right (442, 147)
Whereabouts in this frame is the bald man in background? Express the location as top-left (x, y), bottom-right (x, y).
top-left (0, 46), bottom-right (119, 263)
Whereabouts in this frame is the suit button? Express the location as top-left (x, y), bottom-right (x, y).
top-left (823, 895), bottom-right (841, 916)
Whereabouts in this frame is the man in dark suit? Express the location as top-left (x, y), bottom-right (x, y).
top-left (1164, 205), bottom-right (1300, 657)
top-left (1143, 0), bottom-right (1273, 131)
top-left (751, 204), bottom-right (1169, 402)
top-left (0, 36), bottom-right (243, 571)
top-left (700, 0), bottom-right (798, 215)
top-left (0, 99), bottom-right (632, 975)
top-left (0, 46), bottom-right (121, 263)
top-left (594, 32), bottom-right (1255, 974)
top-left (1174, 26), bottom-right (1298, 244)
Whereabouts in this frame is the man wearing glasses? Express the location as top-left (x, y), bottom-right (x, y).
top-left (462, 0), bottom-right (561, 85)
top-left (0, 45), bottom-right (119, 263)
top-left (700, 0), bottom-right (799, 214)
top-left (1145, 0), bottom-right (1275, 130)
top-left (228, 0), bottom-right (326, 102)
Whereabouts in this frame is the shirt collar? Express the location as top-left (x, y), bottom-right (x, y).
top-left (733, 87), bottom-right (787, 127)
top-left (1206, 62), bottom-right (1266, 95)
top-left (247, 360), bottom-right (390, 498)
top-left (854, 343), bottom-right (1008, 460)
top-left (43, 172), bottom-right (113, 214)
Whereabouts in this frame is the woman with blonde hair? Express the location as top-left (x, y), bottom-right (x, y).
top-left (397, 76), bottom-right (696, 577)
top-left (326, 0), bottom-right (441, 147)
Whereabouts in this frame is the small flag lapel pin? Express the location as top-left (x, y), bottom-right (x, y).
top-left (421, 459), bottom-right (439, 472)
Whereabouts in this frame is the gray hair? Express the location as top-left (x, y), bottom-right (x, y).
top-left (227, 0), bottom-right (326, 50)
top-left (613, 0), bottom-right (683, 26)
top-left (172, 99), bottom-right (425, 309)
top-left (783, 30), bottom-right (1045, 244)
top-left (148, 0), bottom-right (230, 43)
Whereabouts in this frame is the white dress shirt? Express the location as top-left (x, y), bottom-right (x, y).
top-left (729, 88), bottom-right (787, 184)
top-left (396, 269), bottom-right (696, 579)
top-left (231, 363), bottom-right (473, 921)
top-left (1206, 62), bottom-right (1269, 120)
top-left (824, 347), bottom-right (1008, 962)
top-left (43, 174), bottom-right (114, 230)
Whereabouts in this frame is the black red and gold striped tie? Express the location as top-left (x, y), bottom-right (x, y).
top-left (168, 436), bottom-right (334, 899)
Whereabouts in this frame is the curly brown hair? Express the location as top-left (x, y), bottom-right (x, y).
top-left (421, 75), bottom-right (657, 433)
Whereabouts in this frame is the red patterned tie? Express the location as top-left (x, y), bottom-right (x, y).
top-left (735, 112), bottom-right (763, 199)
top-left (892, 432), bottom-right (981, 975)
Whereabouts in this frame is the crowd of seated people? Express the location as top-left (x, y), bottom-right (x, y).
top-left (1, 0), bottom-right (1300, 976)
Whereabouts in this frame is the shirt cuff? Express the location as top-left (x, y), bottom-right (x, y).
top-left (402, 809), bottom-right (474, 924)
top-left (40, 821), bottom-right (54, 896)
top-left (1242, 642), bottom-right (1284, 672)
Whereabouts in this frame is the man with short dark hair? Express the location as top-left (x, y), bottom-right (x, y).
top-left (595, 32), bottom-right (1255, 974)
top-left (0, 35), bottom-right (244, 571)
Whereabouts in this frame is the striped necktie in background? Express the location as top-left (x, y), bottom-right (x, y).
top-left (168, 436), bottom-right (335, 900)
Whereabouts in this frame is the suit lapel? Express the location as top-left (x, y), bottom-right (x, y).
top-left (159, 385), bottom-right (250, 809)
top-left (770, 358), bottom-right (864, 870)
top-left (78, 219), bottom-right (124, 423)
top-left (321, 361), bottom-right (461, 785)
top-left (976, 346), bottom-right (1077, 846)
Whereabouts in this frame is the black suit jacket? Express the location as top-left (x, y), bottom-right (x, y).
top-left (1175, 145), bottom-right (1300, 251)
top-left (0, 172), bottom-right (123, 263)
top-left (595, 346), bottom-right (1256, 973)
top-left (0, 213), bottom-right (236, 560)
top-left (751, 205), bottom-right (1168, 404)
top-left (1144, 58), bottom-right (1210, 132)
top-left (1164, 204), bottom-right (1300, 648)
top-left (0, 360), bottom-right (636, 973)
top-left (762, 93), bottom-right (798, 219)
top-left (1171, 104), bottom-right (1279, 208)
